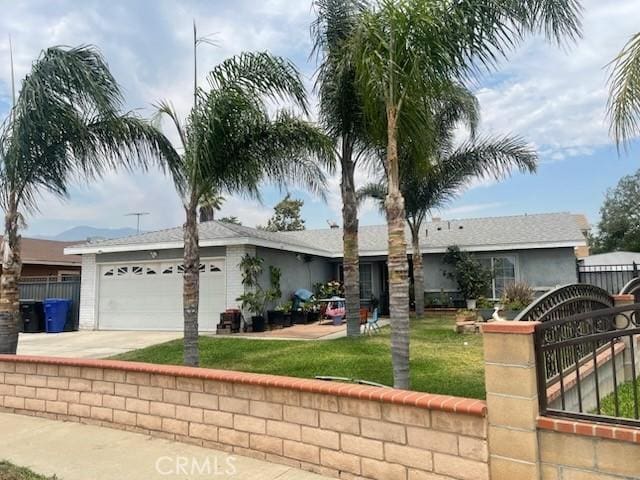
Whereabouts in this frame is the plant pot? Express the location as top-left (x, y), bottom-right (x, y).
top-left (478, 308), bottom-right (495, 321)
top-left (268, 311), bottom-right (285, 327)
top-left (251, 315), bottom-right (266, 332)
top-left (466, 299), bottom-right (477, 310)
top-left (306, 311), bottom-right (320, 323)
top-left (503, 309), bottom-right (522, 320)
top-left (291, 311), bottom-right (307, 325)
top-left (332, 316), bottom-right (343, 326)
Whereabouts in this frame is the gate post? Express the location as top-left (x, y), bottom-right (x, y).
top-left (613, 294), bottom-right (637, 381)
top-left (481, 321), bottom-right (541, 480)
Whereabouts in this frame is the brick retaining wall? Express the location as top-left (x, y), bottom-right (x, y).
top-left (0, 355), bottom-right (488, 480)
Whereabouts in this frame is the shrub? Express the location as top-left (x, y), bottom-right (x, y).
top-left (501, 282), bottom-right (535, 310)
top-left (442, 246), bottom-right (492, 300)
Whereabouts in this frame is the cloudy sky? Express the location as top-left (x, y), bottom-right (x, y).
top-left (0, 0), bottom-right (639, 237)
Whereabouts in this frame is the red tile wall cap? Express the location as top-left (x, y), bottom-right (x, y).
top-left (480, 321), bottom-right (540, 335)
top-left (613, 294), bottom-right (635, 302)
top-left (0, 354), bottom-right (487, 417)
top-left (537, 416), bottom-right (640, 444)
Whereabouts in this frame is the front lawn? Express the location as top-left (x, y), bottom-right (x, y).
top-left (0, 462), bottom-right (57, 480)
top-left (113, 316), bottom-right (486, 399)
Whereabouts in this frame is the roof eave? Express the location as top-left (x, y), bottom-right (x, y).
top-left (65, 237), bottom-right (334, 258)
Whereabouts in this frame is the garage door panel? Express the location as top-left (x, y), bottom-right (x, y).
top-left (98, 259), bottom-right (225, 331)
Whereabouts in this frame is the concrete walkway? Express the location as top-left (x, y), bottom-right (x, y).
top-left (0, 413), bottom-right (330, 480)
top-left (17, 330), bottom-right (181, 358)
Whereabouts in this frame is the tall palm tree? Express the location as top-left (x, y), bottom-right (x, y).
top-left (350, 0), bottom-right (582, 389)
top-left (199, 189), bottom-right (224, 222)
top-left (0, 46), bottom-right (179, 354)
top-left (156, 51), bottom-right (333, 366)
top-left (311, 0), bottom-right (372, 336)
top-left (608, 33), bottom-right (640, 147)
top-left (359, 89), bottom-right (537, 317)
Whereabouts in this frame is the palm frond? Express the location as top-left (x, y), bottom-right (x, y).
top-left (207, 52), bottom-right (309, 114)
top-left (608, 32), bottom-right (640, 148)
top-left (356, 180), bottom-right (386, 215)
top-left (2, 45), bottom-right (180, 213)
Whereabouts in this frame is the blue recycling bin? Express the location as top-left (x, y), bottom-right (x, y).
top-left (44, 298), bottom-right (72, 333)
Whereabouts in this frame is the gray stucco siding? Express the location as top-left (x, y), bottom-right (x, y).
top-left (422, 247), bottom-right (578, 294)
top-left (256, 247), bottom-right (333, 305)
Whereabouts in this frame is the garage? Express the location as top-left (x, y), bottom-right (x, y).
top-left (97, 258), bottom-right (226, 331)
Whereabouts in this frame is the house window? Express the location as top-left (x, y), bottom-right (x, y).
top-left (117, 266), bottom-right (128, 277)
top-left (132, 266), bottom-right (143, 275)
top-left (359, 264), bottom-right (373, 300)
top-left (162, 266), bottom-right (173, 275)
top-left (210, 263), bottom-right (222, 272)
top-left (479, 256), bottom-right (517, 299)
top-left (103, 268), bottom-right (114, 277)
top-left (146, 267), bottom-right (157, 275)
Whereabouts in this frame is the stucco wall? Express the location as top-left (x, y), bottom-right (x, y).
top-left (422, 247), bottom-right (578, 294)
top-left (256, 247), bottom-right (332, 305)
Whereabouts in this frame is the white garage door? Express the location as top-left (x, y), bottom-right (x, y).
top-left (97, 258), bottom-right (226, 331)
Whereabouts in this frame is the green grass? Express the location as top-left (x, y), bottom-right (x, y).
top-left (113, 316), bottom-right (486, 399)
top-left (0, 462), bottom-right (58, 480)
top-left (600, 380), bottom-right (640, 418)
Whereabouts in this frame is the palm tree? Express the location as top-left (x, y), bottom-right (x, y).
top-left (311, 0), bottom-right (372, 336)
top-left (349, 0), bottom-right (582, 389)
top-left (199, 189), bottom-right (224, 222)
top-left (608, 33), bottom-right (640, 147)
top-left (359, 87), bottom-right (537, 317)
top-left (156, 51), bottom-right (333, 366)
top-left (0, 46), bottom-right (179, 354)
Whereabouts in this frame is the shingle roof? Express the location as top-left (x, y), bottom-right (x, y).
top-left (281, 212), bottom-right (586, 254)
top-left (8, 237), bottom-right (82, 265)
top-left (66, 212), bottom-right (586, 257)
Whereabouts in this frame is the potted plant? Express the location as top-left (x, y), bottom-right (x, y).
top-left (265, 266), bottom-right (283, 327)
top-left (476, 296), bottom-right (496, 321)
top-left (499, 282), bottom-right (535, 320)
top-left (236, 254), bottom-right (277, 332)
top-left (304, 300), bottom-right (320, 323)
top-left (443, 246), bottom-right (492, 310)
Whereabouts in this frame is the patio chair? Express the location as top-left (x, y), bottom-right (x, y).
top-left (363, 308), bottom-right (380, 335)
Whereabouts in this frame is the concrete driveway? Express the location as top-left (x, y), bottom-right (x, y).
top-left (17, 330), bottom-right (181, 358)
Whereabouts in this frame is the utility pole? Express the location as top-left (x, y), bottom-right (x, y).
top-left (125, 212), bottom-right (150, 233)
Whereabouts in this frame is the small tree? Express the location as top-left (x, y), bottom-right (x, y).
top-left (443, 246), bottom-right (492, 301)
top-left (263, 194), bottom-right (306, 232)
top-left (219, 216), bottom-right (242, 225)
top-left (591, 170), bottom-right (640, 253)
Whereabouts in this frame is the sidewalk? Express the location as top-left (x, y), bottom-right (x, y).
top-left (0, 413), bottom-right (330, 480)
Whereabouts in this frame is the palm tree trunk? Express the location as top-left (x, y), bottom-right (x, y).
top-left (0, 205), bottom-right (22, 355)
top-left (183, 198), bottom-right (200, 367)
top-left (411, 226), bottom-right (425, 317)
top-left (341, 140), bottom-right (361, 337)
top-left (385, 105), bottom-right (410, 390)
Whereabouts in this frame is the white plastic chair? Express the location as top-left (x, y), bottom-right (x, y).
top-left (363, 308), bottom-right (381, 335)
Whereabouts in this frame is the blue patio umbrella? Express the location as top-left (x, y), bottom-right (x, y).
top-left (294, 289), bottom-right (314, 301)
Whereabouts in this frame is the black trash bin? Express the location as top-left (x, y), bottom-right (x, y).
top-left (20, 300), bottom-right (44, 333)
top-left (63, 300), bottom-right (78, 332)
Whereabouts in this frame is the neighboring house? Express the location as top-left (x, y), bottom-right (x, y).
top-left (580, 251), bottom-right (640, 266)
top-left (65, 212), bottom-right (586, 331)
top-left (573, 214), bottom-right (591, 258)
top-left (4, 237), bottom-right (82, 278)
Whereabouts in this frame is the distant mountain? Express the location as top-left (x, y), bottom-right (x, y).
top-left (44, 226), bottom-right (140, 242)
